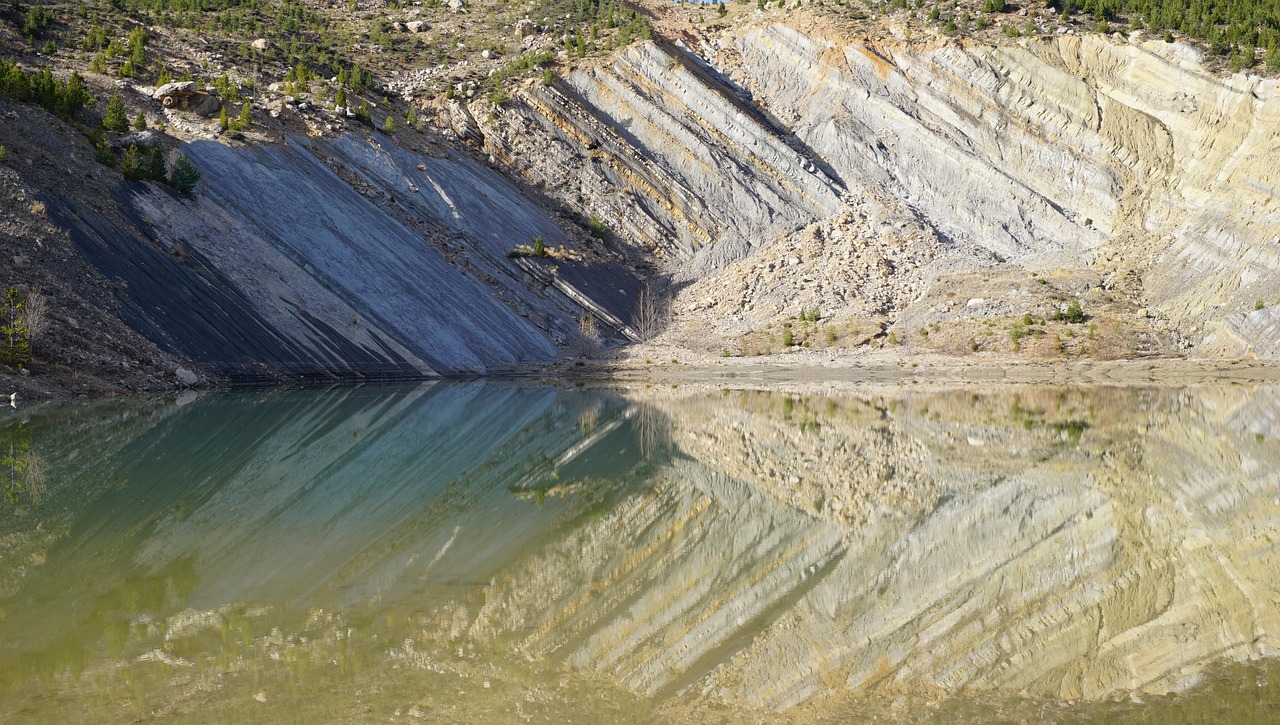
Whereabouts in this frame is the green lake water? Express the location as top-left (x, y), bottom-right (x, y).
top-left (1, 381), bottom-right (1279, 723)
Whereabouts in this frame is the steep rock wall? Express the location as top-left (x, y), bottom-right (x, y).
top-left (43, 127), bottom-right (636, 380)
top-left (724, 26), bottom-right (1280, 352)
top-left (485, 22), bottom-right (1280, 357)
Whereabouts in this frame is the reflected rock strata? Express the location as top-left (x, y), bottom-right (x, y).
top-left (1, 384), bottom-right (1278, 716)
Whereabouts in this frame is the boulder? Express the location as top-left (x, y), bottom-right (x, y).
top-left (251, 38), bottom-right (269, 51)
top-left (406, 20), bottom-right (429, 33)
top-left (153, 80), bottom-right (198, 105)
top-left (516, 19), bottom-right (537, 39)
top-left (447, 0), bottom-right (465, 11)
top-left (192, 93), bottom-right (223, 117)
top-left (175, 367), bottom-right (199, 386)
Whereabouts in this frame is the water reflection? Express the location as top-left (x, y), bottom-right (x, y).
top-left (1, 382), bottom-right (1279, 722)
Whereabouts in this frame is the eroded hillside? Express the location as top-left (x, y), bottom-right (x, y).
top-left (3, 1), bottom-right (1280, 395)
top-left (487, 6), bottom-right (1280, 361)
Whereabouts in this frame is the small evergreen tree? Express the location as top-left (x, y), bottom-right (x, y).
top-left (383, 115), bottom-right (396, 132)
top-left (132, 112), bottom-right (147, 130)
top-left (335, 87), bottom-right (347, 108)
top-left (169, 153), bottom-right (199, 195)
top-left (103, 92), bottom-right (129, 132)
top-left (239, 101), bottom-right (252, 129)
top-left (218, 106), bottom-right (230, 130)
top-left (146, 146), bottom-right (166, 180)
top-left (121, 145), bottom-right (146, 180)
top-left (93, 138), bottom-right (117, 166)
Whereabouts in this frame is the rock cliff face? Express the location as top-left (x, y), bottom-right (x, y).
top-left (484, 18), bottom-right (1280, 357)
top-left (8, 106), bottom-right (639, 381)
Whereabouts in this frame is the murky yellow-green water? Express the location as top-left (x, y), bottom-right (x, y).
top-left (2, 382), bottom-right (1278, 723)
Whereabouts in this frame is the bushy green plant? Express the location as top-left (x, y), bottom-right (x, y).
top-left (1, 289), bottom-right (31, 368)
top-left (586, 214), bottom-right (609, 239)
top-left (1052, 299), bottom-right (1086, 323)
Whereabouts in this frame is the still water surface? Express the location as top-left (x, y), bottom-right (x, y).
top-left (2, 382), bottom-right (1279, 722)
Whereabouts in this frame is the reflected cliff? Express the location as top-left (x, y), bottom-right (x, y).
top-left (1, 382), bottom-right (1279, 722)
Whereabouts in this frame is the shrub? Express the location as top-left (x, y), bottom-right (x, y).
top-left (1062, 299), bottom-right (1085, 323)
top-left (1, 289), bottom-right (31, 368)
top-left (0, 145), bottom-right (7, 162)
top-left (586, 214), bottom-right (609, 239)
top-left (532, 235), bottom-right (546, 256)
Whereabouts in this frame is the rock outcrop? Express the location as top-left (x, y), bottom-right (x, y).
top-left (483, 18), bottom-right (1280, 358)
top-left (41, 131), bottom-right (638, 379)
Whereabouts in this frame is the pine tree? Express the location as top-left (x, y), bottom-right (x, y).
top-left (146, 147), bottom-right (166, 181)
top-left (60, 71), bottom-right (91, 118)
top-left (133, 112), bottom-right (147, 130)
top-left (169, 153), bottom-right (199, 195)
top-left (219, 106), bottom-right (229, 130)
top-left (103, 91), bottom-right (128, 132)
top-left (239, 101), bottom-right (252, 129)
top-left (121, 145), bottom-right (146, 180)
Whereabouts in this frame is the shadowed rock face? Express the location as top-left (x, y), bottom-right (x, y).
top-left (2, 384), bottom-right (1278, 719)
top-left (53, 134), bottom-right (637, 380)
